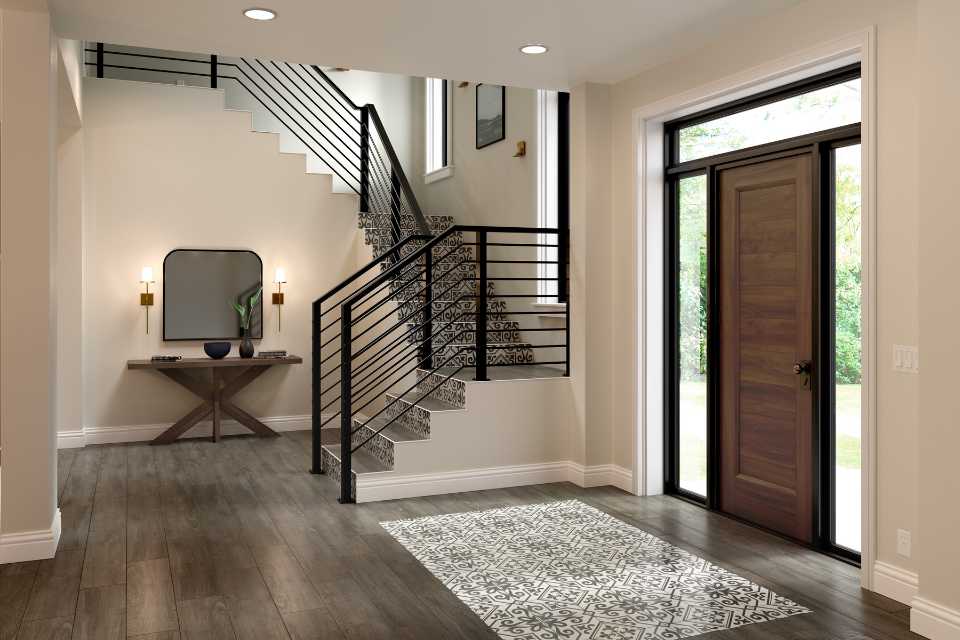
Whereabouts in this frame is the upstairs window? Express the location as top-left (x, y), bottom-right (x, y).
top-left (425, 78), bottom-right (449, 178)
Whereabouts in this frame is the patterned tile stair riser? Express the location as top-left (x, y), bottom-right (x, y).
top-left (380, 500), bottom-right (811, 640)
top-left (415, 369), bottom-right (466, 408)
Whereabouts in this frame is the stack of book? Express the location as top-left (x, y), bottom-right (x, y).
top-left (256, 350), bottom-right (288, 359)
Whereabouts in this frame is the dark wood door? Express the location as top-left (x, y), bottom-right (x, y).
top-left (718, 153), bottom-right (814, 543)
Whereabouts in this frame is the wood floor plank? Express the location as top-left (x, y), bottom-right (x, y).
top-left (13, 616), bottom-right (73, 640)
top-left (126, 559), bottom-right (178, 637)
top-left (251, 546), bottom-right (323, 615)
top-left (21, 574), bottom-right (79, 622)
top-left (177, 596), bottom-right (236, 640)
top-left (0, 574), bottom-right (36, 639)
top-left (280, 608), bottom-right (347, 640)
top-left (223, 597), bottom-right (290, 640)
top-left (73, 584), bottom-right (125, 640)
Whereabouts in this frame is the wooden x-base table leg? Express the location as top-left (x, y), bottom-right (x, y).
top-left (151, 366), bottom-right (278, 444)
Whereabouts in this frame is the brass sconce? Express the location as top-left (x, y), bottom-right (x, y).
top-left (513, 140), bottom-right (527, 157)
top-left (140, 266), bottom-right (155, 334)
top-left (273, 267), bottom-right (286, 332)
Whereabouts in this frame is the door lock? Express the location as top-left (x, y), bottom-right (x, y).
top-left (793, 360), bottom-right (812, 389)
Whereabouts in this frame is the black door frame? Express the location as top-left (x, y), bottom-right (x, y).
top-left (663, 63), bottom-right (862, 563)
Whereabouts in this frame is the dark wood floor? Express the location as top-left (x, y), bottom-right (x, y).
top-left (0, 431), bottom-right (918, 640)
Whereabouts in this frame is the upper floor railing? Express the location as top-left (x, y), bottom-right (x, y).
top-left (86, 45), bottom-right (431, 237)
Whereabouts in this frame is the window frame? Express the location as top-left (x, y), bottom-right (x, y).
top-left (425, 78), bottom-right (451, 182)
top-left (663, 63), bottom-right (863, 564)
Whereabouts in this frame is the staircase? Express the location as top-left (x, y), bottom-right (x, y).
top-left (86, 44), bottom-right (569, 503)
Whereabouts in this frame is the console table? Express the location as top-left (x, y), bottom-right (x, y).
top-left (126, 356), bottom-right (303, 444)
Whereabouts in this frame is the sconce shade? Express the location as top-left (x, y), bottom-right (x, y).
top-left (141, 266), bottom-right (155, 283)
top-left (274, 267), bottom-right (287, 284)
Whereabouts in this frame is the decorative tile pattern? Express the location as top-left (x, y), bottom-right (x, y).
top-left (416, 370), bottom-right (467, 408)
top-left (352, 421), bottom-right (394, 468)
top-left (381, 500), bottom-right (810, 640)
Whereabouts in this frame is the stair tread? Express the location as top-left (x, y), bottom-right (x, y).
top-left (385, 389), bottom-right (461, 412)
top-left (356, 415), bottom-right (428, 443)
top-left (321, 444), bottom-right (391, 474)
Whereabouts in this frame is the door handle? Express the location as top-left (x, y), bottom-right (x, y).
top-left (793, 360), bottom-right (812, 389)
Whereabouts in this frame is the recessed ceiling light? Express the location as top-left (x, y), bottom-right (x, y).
top-left (520, 44), bottom-right (548, 55)
top-left (244, 7), bottom-right (276, 21)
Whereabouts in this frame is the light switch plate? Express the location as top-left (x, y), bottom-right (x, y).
top-left (893, 345), bottom-right (919, 373)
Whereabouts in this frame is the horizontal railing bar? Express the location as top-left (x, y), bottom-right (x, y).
top-left (344, 227), bottom-right (460, 307)
top-left (87, 49), bottom-right (210, 64)
top-left (347, 329), bottom-right (468, 420)
top-left (85, 62), bottom-right (211, 78)
top-left (487, 361), bottom-right (568, 367)
top-left (349, 317), bottom-right (471, 409)
top-left (352, 359), bottom-right (467, 452)
top-left (486, 344), bottom-right (567, 350)
top-left (349, 261), bottom-right (469, 344)
top-left (350, 341), bottom-right (470, 439)
top-left (458, 225), bottom-right (559, 234)
top-left (351, 306), bottom-right (468, 379)
top-left (351, 361), bottom-right (468, 453)
top-left (317, 235), bottom-right (430, 307)
top-left (486, 260), bottom-right (560, 264)
top-left (459, 242), bottom-right (559, 248)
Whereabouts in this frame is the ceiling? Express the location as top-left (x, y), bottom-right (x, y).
top-left (50, 0), bottom-right (801, 89)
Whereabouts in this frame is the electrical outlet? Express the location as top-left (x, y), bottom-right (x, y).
top-left (897, 529), bottom-right (912, 557)
top-left (893, 345), bottom-right (919, 373)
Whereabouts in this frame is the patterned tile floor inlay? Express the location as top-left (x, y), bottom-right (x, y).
top-left (381, 500), bottom-right (810, 640)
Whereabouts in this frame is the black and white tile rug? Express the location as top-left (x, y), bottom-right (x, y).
top-left (381, 499), bottom-right (810, 640)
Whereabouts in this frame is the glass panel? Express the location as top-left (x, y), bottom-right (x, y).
top-left (678, 175), bottom-right (708, 496)
top-left (833, 144), bottom-right (862, 553)
top-left (679, 79), bottom-right (861, 162)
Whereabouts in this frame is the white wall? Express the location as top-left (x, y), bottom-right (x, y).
top-left (416, 80), bottom-right (538, 226)
top-left (590, 0), bottom-right (921, 589)
top-left (0, 6), bottom-right (59, 551)
top-left (915, 0), bottom-right (960, 633)
top-left (81, 77), bottom-right (363, 436)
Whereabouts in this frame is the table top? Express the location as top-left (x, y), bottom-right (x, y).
top-left (127, 355), bottom-right (303, 370)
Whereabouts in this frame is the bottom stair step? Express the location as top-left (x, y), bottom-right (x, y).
top-left (320, 443), bottom-right (391, 502)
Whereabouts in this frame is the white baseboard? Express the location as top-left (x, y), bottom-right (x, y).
top-left (357, 461), bottom-right (572, 503)
top-left (0, 509), bottom-right (61, 564)
top-left (912, 597), bottom-right (960, 640)
top-left (872, 561), bottom-right (919, 605)
top-left (569, 462), bottom-right (635, 493)
top-left (57, 414), bottom-right (312, 448)
top-left (357, 461), bottom-right (635, 503)
top-left (57, 429), bottom-right (86, 449)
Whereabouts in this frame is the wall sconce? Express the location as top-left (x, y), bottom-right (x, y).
top-left (273, 267), bottom-right (286, 332)
top-left (140, 266), bottom-right (155, 334)
top-left (513, 140), bottom-right (527, 157)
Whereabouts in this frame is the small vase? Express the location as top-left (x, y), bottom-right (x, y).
top-left (239, 329), bottom-right (255, 359)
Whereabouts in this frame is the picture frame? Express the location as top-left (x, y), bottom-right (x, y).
top-left (476, 84), bottom-right (506, 149)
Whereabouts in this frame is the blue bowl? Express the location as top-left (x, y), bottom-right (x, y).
top-left (203, 341), bottom-right (231, 359)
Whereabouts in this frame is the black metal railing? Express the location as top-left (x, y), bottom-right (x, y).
top-left (313, 225), bottom-right (569, 503)
top-left (85, 45), bottom-right (431, 237)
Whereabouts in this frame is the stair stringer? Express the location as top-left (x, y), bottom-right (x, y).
top-left (352, 374), bottom-right (572, 502)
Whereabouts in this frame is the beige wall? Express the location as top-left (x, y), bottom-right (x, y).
top-left (595, 0), bottom-right (920, 580)
top-left (0, 7), bottom-right (59, 536)
top-left (916, 0), bottom-right (960, 620)
top-left (569, 83), bottom-right (614, 468)
top-left (81, 77), bottom-right (363, 433)
top-left (416, 80), bottom-right (538, 227)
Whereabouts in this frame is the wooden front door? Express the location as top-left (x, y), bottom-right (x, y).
top-left (718, 153), bottom-right (814, 543)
